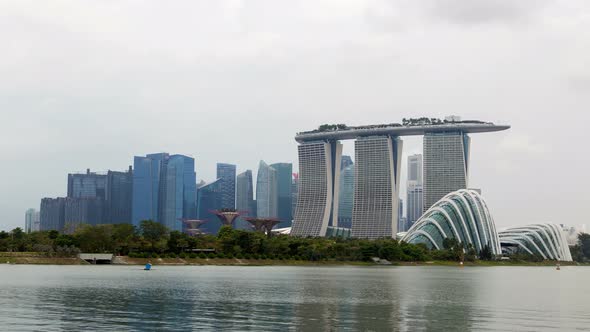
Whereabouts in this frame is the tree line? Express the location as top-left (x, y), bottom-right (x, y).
top-left (2, 222), bottom-right (586, 263)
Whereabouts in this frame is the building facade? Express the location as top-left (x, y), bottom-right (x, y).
top-left (40, 197), bottom-right (66, 231)
top-left (256, 161), bottom-right (278, 219)
top-left (351, 136), bottom-right (403, 239)
top-left (236, 170), bottom-right (255, 230)
top-left (24, 208), bottom-right (40, 233)
top-left (407, 154), bottom-right (423, 229)
top-left (64, 197), bottom-right (104, 233)
top-left (337, 164), bottom-right (354, 229)
top-left (291, 141), bottom-right (342, 237)
top-left (423, 132), bottom-right (470, 212)
top-left (106, 167), bottom-right (133, 224)
top-left (197, 179), bottom-right (223, 234)
top-left (270, 163), bottom-right (293, 228)
top-left (161, 155), bottom-right (197, 232)
top-left (132, 153), bottom-right (169, 227)
top-left (67, 169), bottom-right (107, 200)
top-left (217, 163), bottom-right (236, 209)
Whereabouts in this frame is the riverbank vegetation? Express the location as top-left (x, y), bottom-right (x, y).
top-left (1, 222), bottom-right (587, 264)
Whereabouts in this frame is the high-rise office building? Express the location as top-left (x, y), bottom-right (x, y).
top-left (423, 133), bottom-right (470, 212)
top-left (291, 141), bottom-right (343, 237)
top-left (270, 163), bottom-right (293, 228)
top-left (132, 153), bottom-right (196, 231)
top-left (341, 155), bottom-right (353, 170)
top-left (236, 170), bottom-right (255, 230)
top-left (256, 161), bottom-right (278, 219)
top-left (351, 136), bottom-right (403, 239)
top-left (132, 153), bottom-right (169, 227)
top-left (406, 154), bottom-right (423, 228)
top-left (67, 169), bottom-right (107, 200)
top-left (197, 179), bottom-right (223, 234)
top-left (161, 155), bottom-right (197, 232)
top-left (338, 164), bottom-right (354, 229)
top-left (24, 208), bottom-right (40, 233)
top-left (106, 167), bottom-right (133, 224)
top-left (40, 197), bottom-right (66, 231)
top-left (64, 197), bottom-right (104, 233)
top-left (217, 163), bottom-right (236, 209)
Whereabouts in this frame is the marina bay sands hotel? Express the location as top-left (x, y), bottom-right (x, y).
top-left (290, 118), bottom-right (510, 239)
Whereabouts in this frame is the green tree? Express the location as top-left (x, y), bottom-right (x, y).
top-left (140, 220), bottom-right (169, 252)
top-left (578, 233), bottom-right (590, 260)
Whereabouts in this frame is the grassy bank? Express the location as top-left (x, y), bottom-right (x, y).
top-left (0, 252), bottom-right (85, 265)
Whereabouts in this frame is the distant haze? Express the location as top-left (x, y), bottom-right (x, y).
top-left (1, 1), bottom-right (589, 230)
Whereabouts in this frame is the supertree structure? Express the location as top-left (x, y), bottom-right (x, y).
top-left (244, 218), bottom-right (281, 237)
top-left (211, 208), bottom-right (247, 228)
top-left (180, 219), bottom-right (207, 236)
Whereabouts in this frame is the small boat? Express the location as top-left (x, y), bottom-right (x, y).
top-left (556, 263), bottom-right (561, 271)
top-left (144, 263), bottom-right (152, 271)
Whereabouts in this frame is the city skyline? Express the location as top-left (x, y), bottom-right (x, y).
top-left (2, 1), bottom-right (590, 232)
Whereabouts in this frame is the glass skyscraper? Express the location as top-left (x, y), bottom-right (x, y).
top-left (406, 154), bottom-right (423, 230)
top-left (106, 167), bottom-right (133, 224)
top-left (236, 170), bottom-right (255, 230)
top-left (338, 164), bottom-right (354, 229)
top-left (132, 153), bottom-right (196, 231)
top-left (256, 161), bottom-right (278, 219)
top-left (270, 163), bottom-right (293, 228)
top-left (40, 197), bottom-right (66, 231)
top-left (216, 163), bottom-right (236, 209)
top-left (197, 179), bottom-right (223, 234)
top-left (161, 155), bottom-right (197, 232)
top-left (67, 169), bottom-right (107, 200)
top-left (24, 208), bottom-right (39, 233)
top-left (132, 153), bottom-right (169, 227)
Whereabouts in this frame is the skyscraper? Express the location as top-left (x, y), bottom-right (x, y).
top-left (341, 155), bottom-right (353, 170)
top-left (40, 197), bottom-right (66, 231)
top-left (132, 153), bottom-right (169, 227)
top-left (338, 164), bottom-right (354, 229)
top-left (25, 208), bottom-right (39, 233)
top-left (236, 170), bottom-right (255, 230)
top-left (161, 155), bottom-right (197, 232)
top-left (217, 163), bottom-right (236, 209)
top-left (423, 132), bottom-right (470, 212)
top-left (67, 169), bottom-right (107, 200)
top-left (106, 167), bottom-right (133, 224)
top-left (291, 141), bottom-right (342, 237)
top-left (132, 153), bottom-right (196, 231)
top-left (270, 163), bottom-right (293, 228)
top-left (64, 197), bottom-right (104, 232)
top-left (197, 179), bottom-right (223, 234)
top-left (406, 154), bottom-right (423, 229)
top-left (256, 161), bottom-right (278, 219)
top-left (351, 136), bottom-right (403, 239)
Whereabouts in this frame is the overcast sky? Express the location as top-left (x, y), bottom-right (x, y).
top-left (1, 0), bottom-right (589, 231)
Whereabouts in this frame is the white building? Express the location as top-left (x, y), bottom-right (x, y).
top-left (351, 136), bottom-right (403, 239)
top-left (423, 132), bottom-right (470, 213)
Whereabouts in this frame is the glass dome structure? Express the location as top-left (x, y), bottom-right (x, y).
top-left (498, 224), bottom-right (573, 262)
top-left (401, 189), bottom-right (502, 256)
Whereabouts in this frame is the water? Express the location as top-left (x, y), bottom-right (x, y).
top-left (0, 265), bottom-right (588, 331)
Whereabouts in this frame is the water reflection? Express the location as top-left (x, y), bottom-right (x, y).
top-left (0, 265), bottom-right (589, 331)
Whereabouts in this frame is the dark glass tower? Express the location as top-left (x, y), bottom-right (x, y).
top-left (161, 155), bottom-right (197, 232)
top-left (132, 153), bottom-right (169, 227)
top-left (197, 179), bottom-right (223, 234)
top-left (106, 167), bottom-right (133, 224)
top-left (236, 170), bottom-right (255, 230)
top-left (216, 163), bottom-right (236, 209)
top-left (270, 163), bottom-right (293, 228)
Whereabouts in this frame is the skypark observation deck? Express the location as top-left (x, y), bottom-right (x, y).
top-left (295, 122), bottom-right (510, 143)
top-left (290, 120), bottom-right (510, 239)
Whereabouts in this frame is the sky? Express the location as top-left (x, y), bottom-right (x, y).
top-left (1, 0), bottom-right (589, 231)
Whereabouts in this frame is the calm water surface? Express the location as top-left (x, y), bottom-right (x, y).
top-left (0, 265), bottom-right (588, 331)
